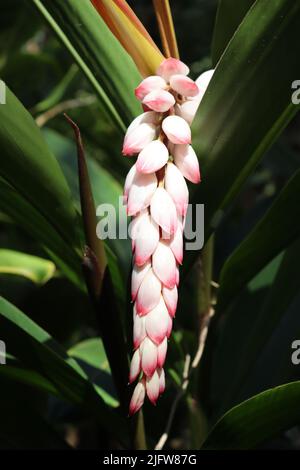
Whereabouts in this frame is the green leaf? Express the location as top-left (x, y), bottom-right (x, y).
top-left (68, 337), bottom-right (110, 371)
top-left (187, 0), bottom-right (300, 271)
top-left (218, 238), bottom-right (300, 414)
top-left (217, 170), bottom-right (300, 310)
top-left (211, 0), bottom-right (255, 65)
top-left (0, 296), bottom-right (128, 442)
top-left (202, 381), bottom-right (300, 449)
top-left (32, 0), bottom-right (142, 132)
top-left (0, 179), bottom-right (82, 288)
top-left (0, 249), bottom-right (55, 284)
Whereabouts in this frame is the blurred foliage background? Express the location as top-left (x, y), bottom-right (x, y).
top-left (0, 0), bottom-right (300, 450)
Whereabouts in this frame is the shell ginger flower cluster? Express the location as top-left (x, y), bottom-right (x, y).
top-left (123, 58), bottom-right (214, 415)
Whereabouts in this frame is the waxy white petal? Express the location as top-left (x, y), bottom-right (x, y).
top-left (129, 349), bottom-right (141, 383)
top-left (165, 162), bottom-right (189, 216)
top-left (157, 337), bottom-right (168, 368)
top-left (123, 164), bottom-right (137, 203)
top-left (127, 172), bottom-right (157, 216)
top-left (129, 379), bottom-right (146, 416)
top-left (143, 89), bottom-right (175, 112)
top-left (133, 306), bottom-right (146, 349)
top-left (152, 240), bottom-right (177, 288)
top-left (146, 370), bottom-right (160, 404)
top-left (157, 58), bottom-right (189, 82)
top-left (158, 368), bottom-right (166, 394)
top-left (135, 76), bottom-right (167, 101)
top-left (136, 140), bottom-right (169, 174)
top-left (162, 285), bottom-right (178, 318)
top-left (173, 144), bottom-right (200, 184)
top-left (136, 268), bottom-right (162, 315)
top-left (170, 74), bottom-right (199, 97)
top-left (162, 115), bottom-right (191, 145)
top-left (141, 337), bottom-right (158, 377)
top-left (134, 213), bottom-right (159, 266)
top-left (150, 187), bottom-right (177, 235)
top-left (131, 260), bottom-right (151, 301)
top-left (145, 296), bottom-right (170, 345)
top-left (123, 122), bottom-right (156, 156)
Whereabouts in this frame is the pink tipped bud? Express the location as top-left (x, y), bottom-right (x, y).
top-left (173, 144), bottom-right (201, 184)
top-left (157, 337), bottom-right (168, 368)
top-left (175, 266), bottom-right (180, 286)
top-left (123, 164), bottom-right (137, 203)
top-left (125, 111), bottom-right (157, 136)
top-left (133, 212), bottom-right (159, 266)
top-left (143, 89), bottom-right (175, 113)
top-left (146, 370), bottom-right (160, 404)
top-left (129, 349), bottom-right (141, 383)
top-left (169, 224), bottom-right (183, 265)
top-left (195, 69), bottom-right (215, 96)
top-left (175, 100), bottom-right (200, 125)
top-left (162, 115), bottom-right (191, 145)
top-left (123, 123), bottom-right (156, 156)
top-left (136, 140), bottom-right (169, 174)
top-left (131, 260), bottom-right (151, 301)
top-left (136, 268), bottom-right (162, 315)
top-left (157, 58), bottom-right (189, 82)
top-left (150, 187), bottom-right (178, 235)
top-left (166, 315), bottom-right (173, 338)
top-left (165, 162), bottom-right (189, 216)
top-left (141, 337), bottom-right (158, 377)
top-left (133, 308), bottom-right (146, 349)
top-left (170, 74), bottom-right (199, 97)
top-left (127, 172), bottom-right (157, 216)
top-left (162, 285), bottom-right (178, 318)
top-left (129, 380), bottom-right (146, 416)
top-left (135, 76), bottom-right (166, 101)
top-left (145, 296), bottom-right (170, 345)
top-left (158, 368), bottom-right (166, 395)
top-left (152, 240), bottom-right (177, 288)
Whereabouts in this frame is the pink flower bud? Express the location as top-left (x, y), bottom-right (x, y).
top-left (150, 187), bottom-right (178, 234)
top-left (126, 111), bottom-right (157, 136)
top-left (129, 379), bottom-right (146, 416)
top-left (131, 260), bottom-right (151, 301)
top-left (166, 315), bottom-right (173, 338)
top-left (135, 76), bottom-right (167, 101)
top-left (175, 265), bottom-right (180, 286)
top-left (169, 224), bottom-right (183, 264)
top-left (133, 212), bottom-right (159, 265)
top-left (129, 349), bottom-right (141, 383)
top-left (173, 144), bottom-right (200, 184)
top-left (157, 58), bottom-right (189, 82)
top-left (136, 268), bottom-right (161, 315)
top-left (157, 337), bottom-right (168, 368)
top-left (162, 285), bottom-right (178, 318)
top-left (123, 122), bottom-right (157, 155)
top-left (127, 172), bottom-right (157, 216)
top-left (123, 164), bottom-right (137, 203)
top-left (158, 368), bottom-right (166, 395)
top-left (152, 240), bottom-right (177, 288)
top-left (162, 115), bottom-right (191, 144)
top-left (170, 74), bottom-right (199, 97)
top-left (143, 89), bottom-right (175, 112)
top-left (136, 140), bottom-right (169, 174)
top-left (146, 370), bottom-right (160, 404)
top-left (145, 296), bottom-right (170, 345)
top-left (165, 162), bottom-right (189, 216)
top-left (141, 337), bottom-right (158, 377)
top-left (133, 308), bottom-right (146, 349)
top-left (175, 99), bottom-right (200, 125)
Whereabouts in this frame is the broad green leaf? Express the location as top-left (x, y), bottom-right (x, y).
top-left (0, 249), bottom-right (55, 284)
top-left (68, 337), bottom-right (110, 371)
top-left (0, 178), bottom-right (83, 288)
top-left (32, 0), bottom-right (142, 131)
top-left (219, 238), bottom-right (300, 414)
top-left (202, 381), bottom-right (300, 449)
top-left (0, 296), bottom-right (128, 442)
top-left (0, 85), bottom-right (79, 251)
top-left (211, 0), bottom-right (255, 65)
top-left (187, 0), bottom-right (300, 272)
top-left (217, 170), bottom-right (300, 310)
